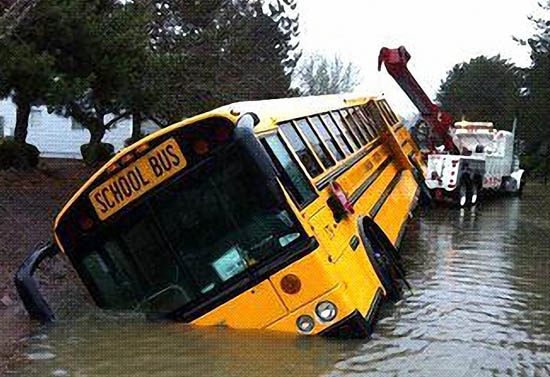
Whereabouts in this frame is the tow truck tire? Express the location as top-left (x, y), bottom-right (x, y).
top-left (470, 181), bottom-right (480, 206)
top-left (518, 177), bottom-right (526, 197)
top-left (456, 181), bottom-right (468, 208)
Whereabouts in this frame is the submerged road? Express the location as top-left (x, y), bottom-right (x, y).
top-left (8, 185), bottom-right (550, 376)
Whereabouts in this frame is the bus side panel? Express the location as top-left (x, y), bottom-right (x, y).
top-left (308, 204), bottom-right (355, 262)
top-left (354, 162), bottom-right (400, 216)
top-left (191, 280), bottom-right (288, 329)
top-left (269, 250), bottom-right (341, 313)
top-left (373, 170), bottom-right (418, 245)
top-left (332, 241), bottom-right (385, 316)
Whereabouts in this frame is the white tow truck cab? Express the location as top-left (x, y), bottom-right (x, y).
top-left (425, 121), bottom-right (524, 206)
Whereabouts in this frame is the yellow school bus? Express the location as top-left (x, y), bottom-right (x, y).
top-left (16, 94), bottom-right (423, 337)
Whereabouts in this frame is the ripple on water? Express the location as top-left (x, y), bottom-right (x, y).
top-left (25, 351), bottom-right (56, 361)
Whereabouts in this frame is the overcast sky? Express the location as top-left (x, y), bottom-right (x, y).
top-left (296, 0), bottom-right (541, 118)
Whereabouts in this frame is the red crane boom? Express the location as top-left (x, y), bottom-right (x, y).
top-left (378, 46), bottom-right (457, 153)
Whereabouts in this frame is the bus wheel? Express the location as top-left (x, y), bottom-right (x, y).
top-left (359, 217), bottom-right (409, 302)
top-left (370, 248), bottom-right (404, 302)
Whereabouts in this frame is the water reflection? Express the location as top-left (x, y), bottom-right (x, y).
top-left (10, 314), bottom-right (359, 377)
top-left (8, 187), bottom-right (550, 376)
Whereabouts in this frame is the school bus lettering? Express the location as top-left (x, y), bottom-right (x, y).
top-left (148, 145), bottom-right (182, 178)
top-left (89, 138), bottom-right (186, 220)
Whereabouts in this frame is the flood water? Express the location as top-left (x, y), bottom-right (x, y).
top-left (7, 185), bottom-right (550, 376)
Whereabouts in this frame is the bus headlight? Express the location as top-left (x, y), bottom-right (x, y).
top-left (296, 315), bottom-right (315, 333)
top-left (315, 301), bottom-right (337, 322)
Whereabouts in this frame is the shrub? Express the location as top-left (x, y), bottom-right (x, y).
top-left (0, 138), bottom-right (40, 170)
top-left (80, 142), bottom-right (115, 166)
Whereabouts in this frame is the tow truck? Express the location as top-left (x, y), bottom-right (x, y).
top-left (378, 46), bottom-right (525, 206)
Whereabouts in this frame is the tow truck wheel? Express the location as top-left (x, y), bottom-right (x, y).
top-left (456, 182), bottom-right (468, 208)
top-left (517, 177), bottom-right (526, 197)
top-left (470, 182), bottom-right (480, 206)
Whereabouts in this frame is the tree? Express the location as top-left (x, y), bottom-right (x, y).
top-left (0, 40), bottom-right (57, 144)
top-left (28, 0), bottom-right (152, 163)
top-left (148, 0), bottom-right (301, 125)
top-left (515, 0), bottom-right (550, 154)
top-left (0, 0), bottom-right (38, 39)
top-left (3, 0), bottom-right (301, 166)
top-left (0, 0), bottom-right (61, 148)
top-left (104, 0), bottom-right (301, 141)
top-left (295, 53), bottom-right (361, 96)
top-left (435, 55), bottom-right (522, 130)
top-left (0, 0), bottom-right (60, 169)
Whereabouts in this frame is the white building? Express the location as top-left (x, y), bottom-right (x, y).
top-left (0, 99), bottom-right (160, 159)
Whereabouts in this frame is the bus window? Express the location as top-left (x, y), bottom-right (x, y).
top-left (365, 102), bottom-right (386, 132)
top-left (380, 99), bottom-right (399, 125)
top-left (294, 119), bottom-right (335, 169)
top-left (340, 109), bottom-right (368, 145)
top-left (80, 216), bottom-right (194, 313)
top-left (321, 113), bottom-right (353, 155)
top-left (358, 107), bottom-right (378, 136)
top-left (279, 122), bottom-right (323, 178)
top-left (353, 106), bottom-right (377, 139)
top-left (308, 116), bottom-right (345, 161)
top-left (330, 111), bottom-right (360, 151)
top-left (348, 107), bottom-right (375, 141)
top-left (262, 135), bottom-right (317, 208)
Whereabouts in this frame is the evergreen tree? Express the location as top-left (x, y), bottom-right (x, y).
top-left (150, 0), bottom-right (301, 124)
top-left (435, 55), bottom-right (522, 130)
top-left (516, 0), bottom-right (550, 152)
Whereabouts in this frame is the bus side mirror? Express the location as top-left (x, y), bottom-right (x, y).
top-left (234, 113), bottom-right (286, 209)
top-left (14, 242), bottom-right (59, 323)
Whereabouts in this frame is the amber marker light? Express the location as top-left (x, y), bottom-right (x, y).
top-left (120, 153), bottom-right (135, 165)
top-left (135, 143), bottom-right (150, 154)
top-left (192, 139), bottom-right (210, 155)
top-left (106, 163), bottom-right (118, 173)
top-left (280, 274), bottom-right (301, 294)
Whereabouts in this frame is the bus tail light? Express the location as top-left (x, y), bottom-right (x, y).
top-left (280, 274), bottom-right (301, 294)
top-left (296, 315), bottom-right (315, 333)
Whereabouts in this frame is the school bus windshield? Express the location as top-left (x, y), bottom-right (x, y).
top-left (71, 142), bottom-right (307, 314)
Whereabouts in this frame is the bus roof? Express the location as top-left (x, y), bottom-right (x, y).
top-left (214, 93), bottom-right (377, 133)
